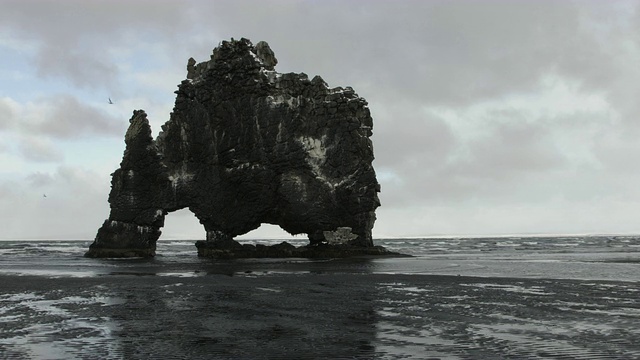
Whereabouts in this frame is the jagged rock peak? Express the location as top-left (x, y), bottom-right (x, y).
top-left (254, 41), bottom-right (277, 70)
top-left (186, 38), bottom-right (278, 81)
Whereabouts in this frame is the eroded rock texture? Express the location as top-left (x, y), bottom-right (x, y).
top-left (86, 38), bottom-right (380, 258)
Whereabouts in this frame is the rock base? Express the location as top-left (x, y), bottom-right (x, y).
top-left (195, 240), bottom-right (408, 259)
top-left (84, 247), bottom-right (156, 258)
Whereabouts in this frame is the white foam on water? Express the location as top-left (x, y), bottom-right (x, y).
top-left (237, 270), bottom-right (312, 277)
top-left (442, 295), bottom-right (475, 301)
top-left (34, 245), bottom-right (88, 254)
top-left (161, 283), bottom-right (184, 287)
top-left (256, 287), bottom-right (282, 293)
top-left (556, 304), bottom-right (640, 317)
top-left (157, 272), bottom-right (202, 278)
top-left (0, 294), bottom-right (123, 359)
top-left (397, 286), bottom-right (433, 294)
top-left (0, 269), bottom-right (100, 278)
top-left (0, 292), bottom-right (43, 302)
top-left (462, 283), bottom-right (553, 296)
top-left (161, 241), bottom-right (193, 247)
top-left (0, 249), bottom-right (18, 256)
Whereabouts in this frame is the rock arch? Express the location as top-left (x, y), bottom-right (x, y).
top-left (85, 38), bottom-right (380, 258)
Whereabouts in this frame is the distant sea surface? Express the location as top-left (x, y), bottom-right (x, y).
top-left (1, 236), bottom-right (639, 359)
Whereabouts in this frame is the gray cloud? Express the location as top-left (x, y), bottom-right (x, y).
top-left (6, 1), bottom-right (629, 110)
top-left (372, 102), bottom-right (457, 170)
top-left (2, 95), bottom-right (125, 140)
top-left (192, 1), bottom-right (617, 106)
top-left (0, 0), bottom-right (191, 89)
top-left (17, 136), bottom-right (64, 163)
top-left (452, 121), bottom-right (567, 178)
top-left (199, 0), bottom-right (640, 235)
top-left (0, 97), bottom-right (18, 131)
top-left (34, 46), bottom-right (119, 89)
top-left (1, 94), bottom-right (124, 164)
top-left (34, 95), bottom-right (125, 139)
top-left (2, 0), bottom-right (640, 237)
top-left (26, 172), bottom-right (55, 187)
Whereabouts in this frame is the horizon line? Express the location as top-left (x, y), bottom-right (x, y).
top-left (1, 232), bottom-right (639, 242)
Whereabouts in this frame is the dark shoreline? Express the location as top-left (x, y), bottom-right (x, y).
top-left (85, 240), bottom-right (411, 259)
top-left (2, 271), bottom-right (639, 359)
top-left (195, 241), bottom-right (411, 259)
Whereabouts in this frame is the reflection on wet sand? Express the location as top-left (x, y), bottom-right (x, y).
top-left (0, 264), bottom-right (380, 359)
top-left (1, 257), bottom-right (640, 358)
top-left (0, 291), bottom-right (124, 359)
top-left (374, 275), bottom-right (640, 359)
top-left (102, 266), bottom-right (379, 358)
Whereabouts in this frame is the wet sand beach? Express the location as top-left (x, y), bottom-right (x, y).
top-left (1, 259), bottom-right (639, 359)
top-left (1, 238), bottom-right (640, 359)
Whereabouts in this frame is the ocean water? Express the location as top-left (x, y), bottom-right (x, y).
top-left (0, 236), bottom-right (638, 281)
top-left (0, 236), bottom-right (639, 359)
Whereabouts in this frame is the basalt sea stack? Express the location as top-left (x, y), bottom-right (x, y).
top-left (86, 38), bottom-right (384, 258)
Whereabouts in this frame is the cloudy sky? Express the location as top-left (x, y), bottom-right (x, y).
top-left (2, 0), bottom-right (640, 240)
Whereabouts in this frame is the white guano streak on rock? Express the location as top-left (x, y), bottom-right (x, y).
top-left (323, 227), bottom-right (358, 245)
top-left (168, 169), bottom-right (194, 195)
top-left (108, 220), bottom-right (151, 235)
top-left (299, 136), bottom-right (326, 161)
top-left (266, 95), bottom-right (299, 109)
top-left (298, 135), bottom-right (340, 189)
top-left (180, 126), bottom-right (188, 142)
top-left (261, 69), bottom-right (281, 84)
top-left (249, 50), bottom-right (262, 65)
top-left (226, 162), bottom-right (266, 172)
top-left (276, 122), bottom-right (284, 143)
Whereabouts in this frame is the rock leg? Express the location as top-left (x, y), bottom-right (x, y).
top-left (85, 220), bottom-right (161, 258)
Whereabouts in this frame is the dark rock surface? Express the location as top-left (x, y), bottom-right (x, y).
top-left (86, 38), bottom-right (381, 258)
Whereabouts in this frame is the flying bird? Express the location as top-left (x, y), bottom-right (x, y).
top-left (108, 97), bottom-right (113, 104)
top-left (43, 194), bottom-right (47, 198)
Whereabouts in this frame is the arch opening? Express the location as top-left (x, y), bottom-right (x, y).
top-left (158, 208), bottom-right (204, 241)
top-left (236, 223), bottom-right (307, 247)
top-left (156, 212), bottom-right (310, 255)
